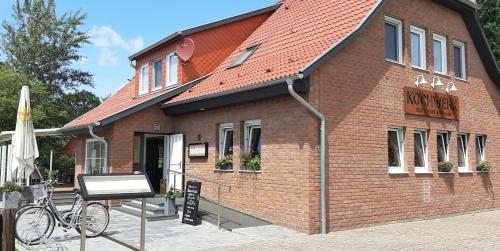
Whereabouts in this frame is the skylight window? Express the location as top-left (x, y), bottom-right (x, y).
top-left (228, 44), bottom-right (260, 68)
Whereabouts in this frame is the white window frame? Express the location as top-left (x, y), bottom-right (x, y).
top-left (437, 132), bottom-right (450, 163)
top-left (410, 25), bottom-right (427, 70)
top-left (433, 33), bottom-right (447, 75)
top-left (457, 134), bottom-right (469, 172)
top-left (414, 130), bottom-right (429, 173)
top-left (84, 138), bottom-right (107, 174)
top-left (244, 120), bottom-right (261, 154)
top-left (388, 127), bottom-right (405, 174)
top-left (476, 135), bottom-right (486, 164)
top-left (152, 59), bottom-right (162, 91)
top-left (384, 16), bottom-right (403, 64)
top-left (219, 123), bottom-right (233, 159)
top-left (166, 53), bottom-right (178, 86)
top-left (453, 40), bottom-right (466, 80)
top-left (139, 64), bottom-right (149, 95)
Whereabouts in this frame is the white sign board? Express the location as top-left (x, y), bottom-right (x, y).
top-left (78, 174), bottom-right (155, 201)
top-left (188, 143), bottom-right (208, 158)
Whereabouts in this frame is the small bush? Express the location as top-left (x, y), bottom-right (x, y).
top-left (166, 188), bottom-right (183, 200)
top-left (215, 155), bottom-right (233, 170)
top-left (0, 182), bottom-right (22, 193)
top-left (242, 153), bottom-right (261, 171)
top-left (476, 161), bottom-right (492, 172)
top-left (438, 161), bottom-right (453, 172)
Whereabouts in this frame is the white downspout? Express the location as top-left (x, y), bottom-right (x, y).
top-left (88, 123), bottom-right (108, 174)
top-left (286, 76), bottom-right (327, 234)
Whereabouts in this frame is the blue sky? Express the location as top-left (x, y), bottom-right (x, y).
top-left (0, 0), bottom-right (276, 98)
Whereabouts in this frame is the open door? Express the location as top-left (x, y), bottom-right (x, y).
top-left (166, 134), bottom-right (183, 191)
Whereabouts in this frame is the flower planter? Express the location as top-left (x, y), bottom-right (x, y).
top-left (3, 192), bottom-right (21, 209)
top-left (164, 197), bottom-right (177, 216)
top-left (218, 163), bottom-right (233, 170)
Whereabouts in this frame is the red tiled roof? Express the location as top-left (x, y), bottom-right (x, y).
top-left (167, 0), bottom-right (379, 104)
top-left (64, 80), bottom-right (165, 129)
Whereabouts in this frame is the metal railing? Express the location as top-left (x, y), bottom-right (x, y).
top-left (168, 169), bottom-right (231, 229)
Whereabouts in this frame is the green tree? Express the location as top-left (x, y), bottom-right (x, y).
top-left (1, 0), bottom-right (93, 95)
top-left (477, 0), bottom-right (500, 66)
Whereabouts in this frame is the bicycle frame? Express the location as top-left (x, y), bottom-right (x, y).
top-left (34, 184), bottom-right (83, 229)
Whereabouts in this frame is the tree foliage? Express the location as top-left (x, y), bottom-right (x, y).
top-left (477, 0), bottom-right (500, 66)
top-left (1, 0), bottom-right (93, 96)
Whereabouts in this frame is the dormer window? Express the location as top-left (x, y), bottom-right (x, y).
top-left (153, 59), bottom-right (162, 91)
top-left (167, 53), bottom-right (178, 86)
top-left (228, 44), bottom-right (260, 69)
top-left (139, 64), bottom-right (149, 95)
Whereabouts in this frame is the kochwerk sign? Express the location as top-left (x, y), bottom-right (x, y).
top-left (404, 87), bottom-right (459, 120)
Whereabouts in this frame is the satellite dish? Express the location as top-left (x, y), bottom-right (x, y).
top-left (176, 38), bottom-right (195, 61)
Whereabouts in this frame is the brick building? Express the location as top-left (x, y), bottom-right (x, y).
top-left (62, 0), bottom-right (500, 234)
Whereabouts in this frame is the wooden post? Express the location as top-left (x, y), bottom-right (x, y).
top-left (2, 208), bottom-right (16, 251)
top-left (0, 209), bottom-right (3, 249)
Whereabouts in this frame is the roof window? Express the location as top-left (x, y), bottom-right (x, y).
top-left (228, 44), bottom-right (260, 69)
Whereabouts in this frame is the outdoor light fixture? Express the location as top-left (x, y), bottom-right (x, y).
top-left (445, 82), bottom-right (458, 94)
top-left (431, 76), bottom-right (444, 89)
top-left (414, 75), bottom-right (427, 87)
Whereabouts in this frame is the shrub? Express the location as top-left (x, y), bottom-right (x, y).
top-left (0, 182), bottom-right (22, 193)
top-left (166, 188), bottom-right (183, 200)
top-left (438, 161), bottom-right (453, 172)
top-left (242, 153), bottom-right (261, 171)
top-left (476, 161), bottom-right (492, 172)
top-left (215, 155), bottom-right (233, 170)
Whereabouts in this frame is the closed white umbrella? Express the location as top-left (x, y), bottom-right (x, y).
top-left (12, 86), bottom-right (39, 182)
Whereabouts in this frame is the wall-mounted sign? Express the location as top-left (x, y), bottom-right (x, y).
top-left (188, 143), bottom-right (208, 158)
top-left (404, 87), bottom-right (459, 120)
top-left (153, 123), bottom-right (160, 131)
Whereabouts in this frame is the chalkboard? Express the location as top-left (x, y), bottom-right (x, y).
top-left (182, 181), bottom-right (202, 225)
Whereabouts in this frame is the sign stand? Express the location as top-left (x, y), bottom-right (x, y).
top-left (78, 173), bottom-right (155, 251)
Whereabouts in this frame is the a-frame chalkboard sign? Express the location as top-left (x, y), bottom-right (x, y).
top-left (182, 181), bottom-right (202, 225)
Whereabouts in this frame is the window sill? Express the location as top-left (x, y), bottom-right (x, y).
top-left (238, 170), bottom-right (262, 174)
top-left (166, 83), bottom-right (178, 89)
top-left (476, 171), bottom-right (493, 173)
top-left (437, 172), bottom-right (454, 174)
top-left (434, 72), bottom-right (450, 78)
top-left (458, 170), bottom-right (473, 173)
top-left (385, 59), bottom-right (405, 67)
top-left (214, 169), bottom-right (234, 173)
top-left (414, 171), bottom-right (433, 174)
top-left (454, 77), bottom-right (468, 83)
top-left (388, 171), bottom-right (409, 175)
top-left (411, 66), bottom-right (429, 73)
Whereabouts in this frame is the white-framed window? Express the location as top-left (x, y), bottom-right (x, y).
top-left (437, 132), bottom-right (449, 164)
top-left (166, 53), bottom-right (178, 86)
top-left (410, 25), bottom-right (426, 69)
top-left (139, 64), bottom-right (149, 95)
top-left (433, 33), bottom-right (447, 75)
top-left (453, 41), bottom-right (466, 80)
top-left (244, 120), bottom-right (261, 155)
top-left (384, 16), bottom-right (403, 63)
top-left (152, 59), bottom-right (162, 90)
top-left (85, 139), bottom-right (107, 174)
top-left (219, 123), bottom-right (234, 159)
top-left (475, 135), bottom-right (486, 165)
top-left (414, 130), bottom-right (428, 173)
top-left (457, 134), bottom-right (469, 172)
top-left (388, 127), bottom-right (404, 173)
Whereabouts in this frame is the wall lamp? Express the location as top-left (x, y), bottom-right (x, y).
top-left (445, 82), bottom-right (458, 94)
top-left (414, 75), bottom-right (458, 94)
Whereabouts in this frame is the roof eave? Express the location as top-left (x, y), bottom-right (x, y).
top-left (128, 4), bottom-right (279, 61)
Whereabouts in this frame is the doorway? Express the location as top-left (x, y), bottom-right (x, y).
top-left (145, 136), bottom-right (164, 193)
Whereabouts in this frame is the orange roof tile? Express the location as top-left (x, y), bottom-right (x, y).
top-left (167, 0), bottom-right (379, 104)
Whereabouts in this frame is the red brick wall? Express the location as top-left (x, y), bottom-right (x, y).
top-left (310, 0), bottom-right (500, 231)
top-left (172, 96), bottom-right (320, 233)
top-left (133, 12), bottom-right (271, 96)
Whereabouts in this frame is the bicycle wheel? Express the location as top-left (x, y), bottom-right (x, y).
top-left (75, 202), bottom-right (110, 237)
top-left (15, 206), bottom-right (55, 245)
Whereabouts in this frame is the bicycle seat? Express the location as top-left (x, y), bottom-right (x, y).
top-left (73, 188), bottom-right (81, 194)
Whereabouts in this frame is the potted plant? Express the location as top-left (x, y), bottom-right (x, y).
top-left (438, 161), bottom-right (453, 172)
top-left (164, 187), bottom-right (183, 216)
top-left (1, 182), bottom-right (22, 209)
top-left (241, 152), bottom-right (261, 171)
top-left (476, 161), bottom-right (492, 173)
top-left (215, 155), bottom-right (233, 170)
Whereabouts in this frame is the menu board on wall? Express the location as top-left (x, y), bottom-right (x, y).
top-left (182, 181), bottom-right (202, 225)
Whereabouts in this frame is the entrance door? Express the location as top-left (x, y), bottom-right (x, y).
top-left (166, 134), bottom-right (183, 191)
top-left (145, 136), bottom-right (164, 193)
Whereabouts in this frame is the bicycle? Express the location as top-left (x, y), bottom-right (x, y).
top-left (15, 180), bottom-right (110, 245)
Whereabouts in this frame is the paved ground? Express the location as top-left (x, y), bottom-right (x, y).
top-left (17, 206), bottom-right (301, 251)
top-left (212, 210), bottom-right (500, 251)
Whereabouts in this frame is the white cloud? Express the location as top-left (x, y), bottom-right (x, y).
top-left (89, 26), bottom-right (144, 52)
top-left (98, 48), bottom-right (119, 66)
